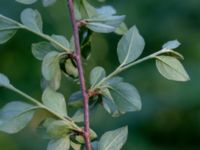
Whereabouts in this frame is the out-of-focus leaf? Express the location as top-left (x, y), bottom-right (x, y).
top-left (0, 15), bottom-right (20, 44)
top-left (16, 0), bottom-right (37, 5)
top-left (42, 87), bottom-right (67, 117)
top-left (0, 73), bottom-right (11, 88)
top-left (51, 34), bottom-right (70, 51)
top-left (162, 40), bottom-right (181, 49)
top-left (69, 91), bottom-right (83, 108)
top-left (42, 51), bottom-right (61, 90)
top-left (47, 136), bottom-right (70, 150)
top-left (90, 66), bottom-right (106, 86)
top-left (32, 42), bottom-right (57, 60)
top-left (20, 8), bottom-right (43, 32)
top-left (42, 0), bottom-right (57, 7)
top-left (0, 101), bottom-right (37, 134)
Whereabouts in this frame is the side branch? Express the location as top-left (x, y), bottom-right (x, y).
top-left (67, 0), bottom-right (91, 150)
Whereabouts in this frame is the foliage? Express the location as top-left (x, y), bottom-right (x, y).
top-left (0, 0), bottom-right (190, 150)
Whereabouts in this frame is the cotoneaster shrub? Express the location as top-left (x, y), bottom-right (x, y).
top-left (0, 0), bottom-right (190, 150)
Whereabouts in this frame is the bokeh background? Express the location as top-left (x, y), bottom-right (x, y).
top-left (0, 0), bottom-right (200, 149)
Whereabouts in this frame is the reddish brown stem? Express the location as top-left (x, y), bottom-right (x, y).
top-left (67, 0), bottom-right (91, 150)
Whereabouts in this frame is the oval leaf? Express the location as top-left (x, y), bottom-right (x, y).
top-left (108, 78), bottom-right (142, 113)
top-left (156, 56), bottom-right (190, 81)
top-left (42, 87), bottom-right (67, 117)
top-left (42, 51), bottom-right (61, 90)
top-left (42, 0), bottom-right (57, 7)
top-left (0, 101), bottom-right (37, 134)
top-left (117, 26), bottom-right (145, 65)
top-left (162, 40), bottom-right (181, 49)
top-left (16, 0), bottom-right (37, 5)
top-left (51, 34), bottom-right (70, 51)
top-left (47, 136), bottom-right (70, 150)
top-left (99, 126), bottom-right (128, 150)
top-left (0, 15), bottom-right (20, 44)
top-left (90, 66), bottom-right (106, 86)
top-left (32, 42), bottom-right (57, 60)
top-left (0, 73), bottom-right (11, 88)
top-left (20, 8), bottom-right (43, 32)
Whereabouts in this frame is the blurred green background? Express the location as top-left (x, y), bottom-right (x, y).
top-left (0, 0), bottom-right (200, 149)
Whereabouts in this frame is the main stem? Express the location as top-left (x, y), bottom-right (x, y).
top-left (67, 0), bottom-right (91, 150)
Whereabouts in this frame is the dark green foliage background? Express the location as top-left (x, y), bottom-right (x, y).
top-left (0, 0), bottom-right (199, 149)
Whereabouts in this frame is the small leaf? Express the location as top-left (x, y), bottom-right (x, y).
top-left (86, 15), bottom-right (125, 33)
top-left (115, 22), bottom-right (128, 35)
top-left (99, 126), bottom-right (128, 150)
top-left (71, 141), bottom-right (81, 150)
top-left (156, 56), bottom-right (190, 81)
top-left (32, 42), bottom-right (57, 60)
top-left (0, 101), bottom-right (37, 134)
top-left (0, 73), bottom-right (11, 88)
top-left (0, 15), bottom-right (20, 44)
top-left (20, 8), bottom-right (43, 32)
top-left (90, 66), bottom-right (106, 86)
top-left (82, 0), bottom-right (98, 18)
top-left (96, 6), bottom-right (116, 15)
top-left (102, 77), bottom-right (142, 116)
top-left (162, 40), bottom-right (181, 49)
top-left (47, 120), bottom-right (72, 138)
top-left (16, 0), bottom-right (37, 5)
top-left (69, 91), bottom-right (83, 108)
top-left (86, 22), bottom-right (116, 33)
top-left (42, 0), bottom-right (57, 7)
top-left (72, 109), bottom-right (84, 123)
top-left (42, 87), bottom-right (67, 117)
top-left (51, 34), bottom-right (70, 51)
top-left (47, 136), bottom-right (70, 150)
top-left (42, 51), bottom-right (61, 90)
top-left (117, 26), bottom-right (145, 65)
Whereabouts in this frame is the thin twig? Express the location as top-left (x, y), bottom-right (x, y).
top-left (67, 0), bottom-right (91, 150)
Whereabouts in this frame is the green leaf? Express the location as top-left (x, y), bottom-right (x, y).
top-left (102, 77), bottom-right (142, 116)
top-left (86, 22), bottom-right (116, 33)
top-left (162, 40), bottom-right (181, 49)
top-left (96, 6), bottom-right (116, 15)
top-left (82, 0), bottom-right (98, 18)
top-left (0, 15), bottom-right (20, 44)
top-left (90, 66), bottom-right (106, 86)
top-left (47, 136), bottom-right (70, 150)
top-left (155, 56), bottom-right (190, 81)
top-left (47, 120), bottom-right (72, 138)
top-left (115, 22), bottom-right (128, 35)
top-left (42, 51), bottom-right (61, 90)
top-left (69, 91), bottom-right (83, 108)
top-left (42, 87), bottom-right (67, 117)
top-left (0, 73), bottom-right (11, 88)
top-left (72, 109), bottom-right (84, 123)
top-left (0, 101), bottom-right (37, 134)
top-left (16, 0), bottom-right (37, 5)
top-left (74, 0), bottom-right (97, 20)
top-left (42, 0), bottom-right (57, 7)
top-left (20, 8), bottom-right (43, 32)
top-left (51, 34), bottom-right (70, 51)
top-left (71, 141), bottom-right (81, 150)
top-left (117, 26), bottom-right (145, 65)
top-left (99, 126), bottom-right (128, 150)
top-left (32, 42), bottom-right (57, 60)
top-left (86, 15), bottom-right (125, 33)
